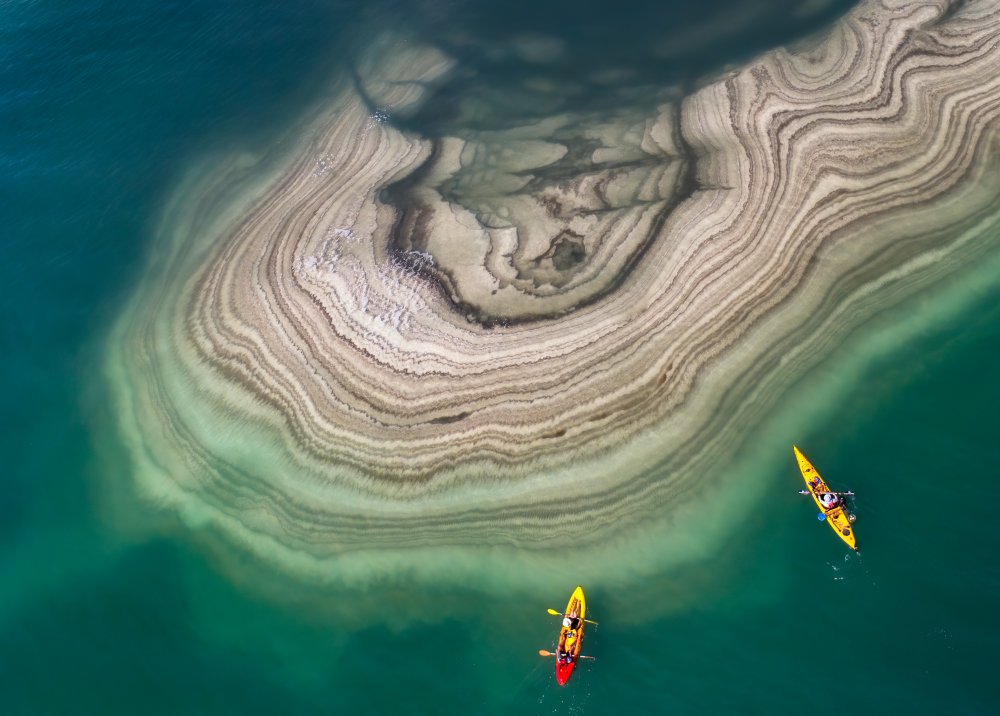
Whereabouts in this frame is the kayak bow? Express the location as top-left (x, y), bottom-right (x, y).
top-left (793, 446), bottom-right (858, 552)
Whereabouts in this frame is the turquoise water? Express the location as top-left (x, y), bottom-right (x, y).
top-left (2, 1), bottom-right (998, 714)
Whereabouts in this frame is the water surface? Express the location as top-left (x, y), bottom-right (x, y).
top-left (2, 1), bottom-right (997, 714)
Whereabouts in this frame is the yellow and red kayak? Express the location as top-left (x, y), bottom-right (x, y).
top-left (793, 446), bottom-right (858, 552)
top-left (555, 586), bottom-right (586, 686)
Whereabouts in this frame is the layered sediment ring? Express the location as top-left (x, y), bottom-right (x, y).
top-left (107, 1), bottom-right (1000, 581)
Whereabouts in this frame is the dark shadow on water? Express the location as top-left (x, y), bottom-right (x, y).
top-left (388, 0), bottom-right (861, 133)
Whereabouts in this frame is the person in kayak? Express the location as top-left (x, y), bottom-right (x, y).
top-left (557, 626), bottom-right (578, 663)
top-left (562, 615), bottom-right (582, 630)
top-left (819, 492), bottom-right (841, 510)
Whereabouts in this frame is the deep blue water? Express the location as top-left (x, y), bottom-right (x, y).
top-left (2, 1), bottom-right (998, 714)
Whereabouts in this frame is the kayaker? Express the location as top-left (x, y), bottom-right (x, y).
top-left (819, 492), bottom-right (840, 509)
top-left (562, 615), bottom-right (582, 630)
top-left (557, 628), bottom-right (576, 661)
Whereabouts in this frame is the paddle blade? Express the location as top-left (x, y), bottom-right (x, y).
top-left (538, 650), bottom-right (555, 657)
top-left (547, 609), bottom-right (561, 616)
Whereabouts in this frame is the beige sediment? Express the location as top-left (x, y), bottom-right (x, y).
top-left (106, 0), bottom-right (1000, 587)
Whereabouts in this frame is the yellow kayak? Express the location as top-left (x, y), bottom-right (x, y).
top-left (793, 446), bottom-right (858, 552)
top-left (555, 586), bottom-right (586, 686)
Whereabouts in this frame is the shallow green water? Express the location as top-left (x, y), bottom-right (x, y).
top-left (2, 1), bottom-right (998, 714)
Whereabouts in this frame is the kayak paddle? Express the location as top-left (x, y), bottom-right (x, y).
top-left (538, 650), bottom-right (596, 660)
top-left (546, 608), bottom-right (599, 626)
